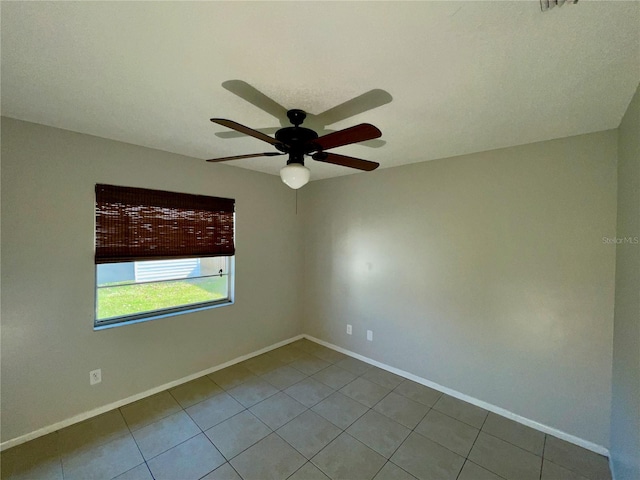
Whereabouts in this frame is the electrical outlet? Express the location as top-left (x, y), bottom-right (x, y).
top-left (90, 369), bottom-right (102, 385)
top-left (346, 324), bottom-right (352, 335)
top-left (367, 330), bottom-right (373, 341)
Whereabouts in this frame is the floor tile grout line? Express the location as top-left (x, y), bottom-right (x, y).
top-left (344, 429), bottom-right (406, 478)
top-left (337, 380), bottom-right (419, 463)
top-left (385, 403), bottom-right (432, 455)
top-left (271, 427), bottom-right (332, 468)
top-left (452, 407), bottom-right (490, 480)
top-left (383, 460), bottom-right (422, 480)
top-left (538, 437), bottom-right (603, 480)
top-left (465, 429), bottom-right (547, 480)
top-left (539, 434), bottom-right (548, 480)
top-left (142, 426), bottom-right (223, 474)
top-left (131, 417), bottom-right (203, 464)
top-left (465, 404), bottom-right (489, 455)
top-left (120, 391), bottom-right (185, 433)
top-left (363, 401), bottom-right (418, 477)
top-left (305, 350), bottom-right (473, 432)
top-left (209, 460), bottom-right (244, 480)
top-left (367, 401), bottom-right (438, 479)
top-left (166, 384), bottom-right (185, 409)
top-left (459, 459), bottom-right (511, 480)
top-left (542, 442), bottom-right (611, 479)
top-left (109, 461), bottom-right (151, 480)
top-left (370, 459), bottom-right (391, 479)
top-left (163, 383), bottom-right (232, 474)
top-left (148, 461), bottom-right (157, 480)
top-left (538, 431), bottom-right (606, 480)
top-left (58, 436), bottom-right (66, 480)
top-left (273, 414), bottom-right (320, 462)
top-left (209, 354), bottom-right (325, 427)
top-left (430, 401), bottom-right (488, 430)
top-left (213, 409), bottom-right (272, 464)
top-left (478, 429), bottom-right (545, 459)
top-left (301, 363), bottom-right (450, 473)
top-left (468, 412), bottom-right (549, 459)
top-left (265, 379), bottom-right (347, 460)
top-left (205, 407), bottom-right (273, 462)
top-left (482, 413), bottom-right (548, 455)
top-left (465, 405), bottom-right (552, 473)
top-left (454, 460), bottom-right (465, 480)
top-left (458, 412), bottom-right (503, 479)
top-left (361, 387), bottom-right (487, 478)
top-left (305, 429), bottom-right (371, 479)
top-left (117, 407), bottom-right (157, 480)
top-left (226, 462), bottom-right (244, 480)
top-left (204, 376), bottom-right (322, 465)
top-left (266, 364), bottom-right (382, 474)
top-left (282, 460), bottom-right (312, 480)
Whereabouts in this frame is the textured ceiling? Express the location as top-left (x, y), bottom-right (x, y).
top-left (2, 1), bottom-right (639, 181)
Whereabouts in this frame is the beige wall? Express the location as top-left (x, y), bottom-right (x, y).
top-left (0, 118), bottom-right (303, 442)
top-left (610, 83), bottom-right (640, 479)
top-left (301, 131), bottom-right (617, 448)
top-left (1, 118), bottom-right (621, 451)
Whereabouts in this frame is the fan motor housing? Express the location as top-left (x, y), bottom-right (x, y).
top-left (275, 126), bottom-right (318, 146)
top-left (275, 110), bottom-right (320, 163)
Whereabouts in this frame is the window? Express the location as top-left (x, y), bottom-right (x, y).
top-left (94, 184), bottom-right (235, 328)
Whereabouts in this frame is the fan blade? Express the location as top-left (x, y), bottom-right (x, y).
top-left (215, 127), bottom-right (280, 139)
top-left (210, 119), bottom-right (283, 146)
top-left (309, 128), bottom-right (387, 149)
top-left (222, 80), bottom-right (288, 121)
top-left (312, 152), bottom-right (379, 171)
top-left (207, 152), bottom-right (284, 162)
top-left (315, 89), bottom-right (393, 126)
top-left (311, 124), bottom-right (382, 151)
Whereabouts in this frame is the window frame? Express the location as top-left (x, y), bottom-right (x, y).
top-left (93, 256), bottom-right (234, 330)
top-left (93, 184), bottom-right (236, 329)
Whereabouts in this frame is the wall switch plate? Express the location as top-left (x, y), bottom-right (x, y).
top-left (367, 330), bottom-right (373, 341)
top-left (90, 369), bottom-right (102, 385)
top-left (346, 324), bottom-right (352, 335)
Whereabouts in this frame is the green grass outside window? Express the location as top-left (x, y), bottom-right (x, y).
top-left (97, 277), bottom-right (228, 319)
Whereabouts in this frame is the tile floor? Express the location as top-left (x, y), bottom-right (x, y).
top-left (1, 339), bottom-right (612, 480)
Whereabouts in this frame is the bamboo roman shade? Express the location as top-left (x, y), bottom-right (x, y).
top-left (95, 184), bottom-right (235, 264)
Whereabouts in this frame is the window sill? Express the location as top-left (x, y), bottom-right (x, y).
top-left (93, 299), bottom-right (234, 330)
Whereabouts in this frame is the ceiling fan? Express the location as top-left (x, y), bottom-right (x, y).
top-left (215, 80), bottom-right (391, 149)
top-left (207, 109), bottom-right (382, 189)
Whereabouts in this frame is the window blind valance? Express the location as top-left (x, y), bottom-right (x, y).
top-left (95, 184), bottom-right (235, 264)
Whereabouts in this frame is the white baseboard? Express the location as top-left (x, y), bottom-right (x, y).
top-left (304, 334), bottom-right (610, 458)
top-left (0, 334), bottom-right (304, 452)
